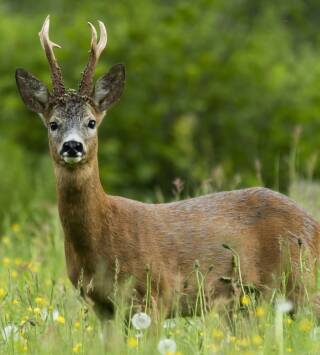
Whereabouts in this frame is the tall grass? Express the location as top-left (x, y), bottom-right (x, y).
top-left (0, 178), bottom-right (320, 354)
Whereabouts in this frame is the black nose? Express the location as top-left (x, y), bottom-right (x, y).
top-left (61, 140), bottom-right (83, 157)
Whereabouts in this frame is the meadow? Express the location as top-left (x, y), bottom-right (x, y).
top-left (2, 1), bottom-right (320, 354)
top-left (1, 178), bottom-right (320, 355)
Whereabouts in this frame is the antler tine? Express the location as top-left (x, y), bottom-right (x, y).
top-left (79, 20), bottom-right (108, 95)
top-left (39, 15), bottom-right (65, 97)
top-left (96, 21), bottom-right (108, 58)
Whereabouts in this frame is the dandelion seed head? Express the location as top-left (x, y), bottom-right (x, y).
top-left (275, 298), bottom-right (293, 314)
top-left (157, 338), bottom-right (177, 355)
top-left (163, 319), bottom-right (176, 329)
top-left (131, 312), bottom-right (151, 330)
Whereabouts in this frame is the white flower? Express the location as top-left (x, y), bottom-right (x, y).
top-left (276, 298), bottom-right (293, 314)
top-left (52, 309), bottom-right (59, 321)
top-left (163, 319), bottom-right (176, 329)
top-left (157, 338), bottom-right (177, 355)
top-left (311, 326), bottom-right (320, 340)
top-left (40, 308), bottom-right (48, 321)
top-left (131, 312), bottom-right (151, 330)
top-left (1, 325), bottom-right (19, 342)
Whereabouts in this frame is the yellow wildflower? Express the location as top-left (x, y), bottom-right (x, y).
top-left (72, 343), bottom-right (82, 353)
top-left (2, 236), bottom-right (11, 246)
top-left (252, 335), bottom-right (263, 346)
top-left (11, 271), bottom-right (18, 279)
top-left (12, 224), bottom-right (21, 233)
top-left (18, 342), bottom-right (28, 353)
top-left (15, 258), bottom-right (22, 266)
top-left (285, 318), bottom-right (293, 325)
top-left (287, 348), bottom-right (293, 353)
top-left (298, 318), bottom-right (313, 333)
top-left (241, 294), bottom-right (251, 306)
top-left (27, 306), bottom-right (33, 313)
top-left (27, 261), bottom-right (39, 273)
top-left (20, 317), bottom-right (28, 326)
top-left (35, 297), bottom-right (46, 305)
top-left (56, 315), bottom-right (65, 324)
top-left (12, 299), bottom-right (19, 305)
top-left (3, 257), bottom-right (11, 266)
top-left (0, 288), bottom-right (6, 298)
top-left (74, 321), bottom-right (81, 329)
top-left (127, 336), bottom-right (138, 348)
top-left (212, 328), bottom-right (224, 339)
top-left (208, 344), bottom-right (219, 352)
top-left (86, 325), bottom-right (93, 332)
top-left (255, 306), bottom-right (266, 317)
top-left (237, 337), bottom-right (250, 347)
top-left (33, 307), bottom-right (41, 315)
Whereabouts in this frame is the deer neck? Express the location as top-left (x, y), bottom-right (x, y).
top-left (54, 157), bottom-right (108, 253)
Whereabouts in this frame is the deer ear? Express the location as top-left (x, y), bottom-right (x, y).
top-left (92, 64), bottom-right (125, 113)
top-left (15, 68), bottom-right (50, 114)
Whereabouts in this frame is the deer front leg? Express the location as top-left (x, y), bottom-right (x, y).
top-left (93, 302), bottom-right (125, 353)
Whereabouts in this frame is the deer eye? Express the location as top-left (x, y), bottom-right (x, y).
top-left (49, 122), bottom-right (59, 131)
top-left (88, 120), bottom-right (96, 129)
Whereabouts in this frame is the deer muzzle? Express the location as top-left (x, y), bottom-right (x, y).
top-left (60, 140), bottom-right (85, 164)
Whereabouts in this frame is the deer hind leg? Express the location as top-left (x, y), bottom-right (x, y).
top-left (284, 242), bottom-right (319, 316)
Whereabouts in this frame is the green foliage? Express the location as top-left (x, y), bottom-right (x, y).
top-left (2, 0), bottom-right (320, 216)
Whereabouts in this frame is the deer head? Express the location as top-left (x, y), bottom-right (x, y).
top-left (15, 16), bottom-right (125, 167)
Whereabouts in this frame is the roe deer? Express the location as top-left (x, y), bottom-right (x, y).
top-left (16, 16), bottom-right (320, 330)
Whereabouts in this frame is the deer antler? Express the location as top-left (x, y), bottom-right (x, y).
top-left (39, 15), bottom-right (65, 97)
top-left (79, 21), bottom-right (107, 96)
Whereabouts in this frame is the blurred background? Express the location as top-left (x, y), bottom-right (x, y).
top-left (1, 0), bottom-right (320, 225)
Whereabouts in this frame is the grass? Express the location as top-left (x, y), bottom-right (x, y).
top-left (1, 180), bottom-right (320, 354)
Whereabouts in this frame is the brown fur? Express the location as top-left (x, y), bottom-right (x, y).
top-left (55, 152), bottom-right (320, 319)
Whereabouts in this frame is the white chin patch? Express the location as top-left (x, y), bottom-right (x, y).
top-left (63, 156), bottom-right (83, 164)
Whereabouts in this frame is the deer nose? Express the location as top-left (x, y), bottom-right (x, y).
top-left (61, 140), bottom-right (84, 157)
